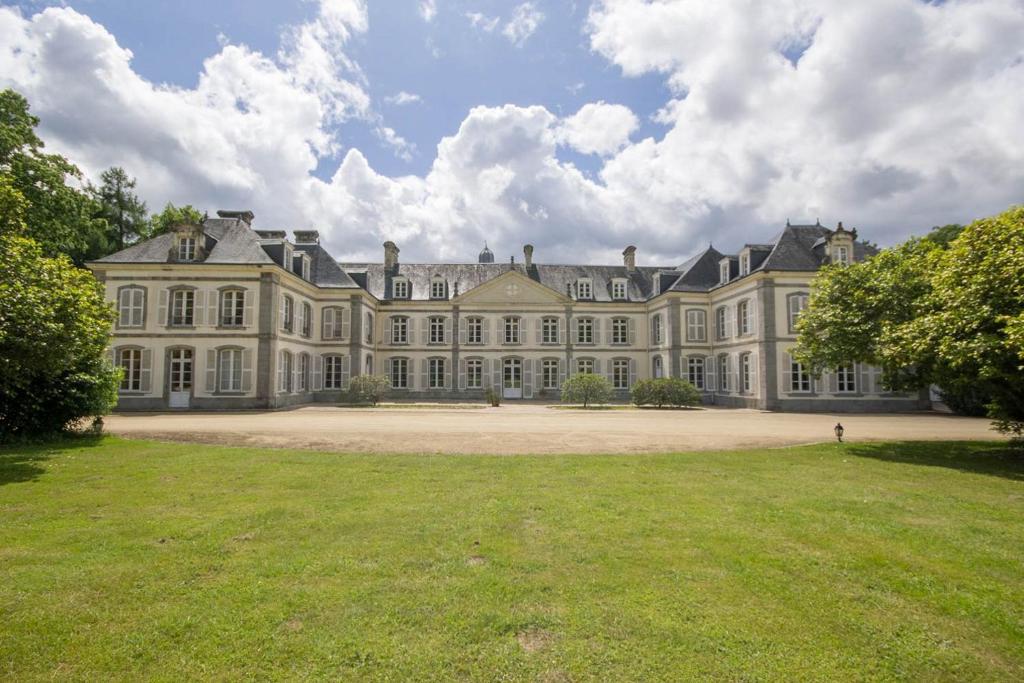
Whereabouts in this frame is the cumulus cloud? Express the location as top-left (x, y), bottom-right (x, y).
top-left (557, 101), bottom-right (639, 156)
top-left (503, 3), bottom-right (544, 46)
top-left (466, 12), bottom-right (500, 33)
top-left (385, 91), bottom-right (422, 106)
top-left (419, 0), bottom-right (437, 23)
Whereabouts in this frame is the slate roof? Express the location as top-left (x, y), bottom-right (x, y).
top-left (93, 216), bottom-right (273, 266)
top-left (294, 243), bottom-right (360, 289)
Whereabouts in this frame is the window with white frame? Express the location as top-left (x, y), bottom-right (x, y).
top-left (322, 306), bottom-right (343, 339)
top-left (716, 306), bottom-right (728, 340)
top-left (576, 278), bottom-right (592, 299)
top-left (119, 348), bottom-right (142, 391)
top-left (790, 358), bottom-right (811, 392)
top-left (220, 289), bottom-right (244, 327)
top-left (542, 316), bottom-right (559, 344)
top-left (652, 314), bottom-right (663, 345)
top-left (391, 358), bottom-right (408, 388)
top-left (611, 317), bottom-right (628, 344)
top-left (393, 278), bottom-right (409, 299)
top-left (301, 256), bottom-right (310, 281)
top-left (504, 316), bottom-right (521, 344)
top-left (788, 294), bottom-right (809, 331)
top-left (542, 359), bottom-right (559, 389)
top-left (741, 353), bottom-right (752, 393)
top-left (295, 354), bottom-right (308, 392)
top-left (466, 316), bottom-right (483, 344)
top-left (740, 253), bottom-right (749, 275)
top-left (686, 310), bottom-right (706, 342)
top-left (118, 287), bottom-right (145, 328)
top-left (365, 313), bottom-right (373, 343)
top-left (219, 348), bottom-right (242, 392)
top-left (611, 279), bottom-right (627, 300)
top-left (279, 351), bottom-right (292, 392)
top-left (170, 289), bottom-right (194, 327)
top-left (430, 277), bottom-right (446, 299)
top-left (392, 316), bottom-right (408, 344)
top-left (653, 356), bottom-right (663, 379)
top-left (281, 295), bottom-right (293, 332)
top-left (836, 364), bottom-right (856, 393)
top-left (178, 236), bottom-right (196, 261)
top-left (466, 358), bottom-right (483, 389)
top-left (738, 300), bottom-right (750, 336)
top-left (429, 316), bottom-right (446, 344)
top-left (720, 261), bottom-right (730, 284)
top-left (834, 246), bottom-right (850, 265)
top-left (428, 358), bottom-right (445, 388)
top-left (283, 245), bottom-right (293, 272)
top-left (719, 354), bottom-right (730, 391)
top-left (687, 357), bottom-right (705, 390)
top-left (300, 302), bottom-right (312, 337)
top-left (576, 317), bottom-right (594, 344)
top-left (612, 359), bottom-right (629, 389)
top-left (577, 358), bottom-right (594, 375)
top-left (324, 355), bottom-right (345, 390)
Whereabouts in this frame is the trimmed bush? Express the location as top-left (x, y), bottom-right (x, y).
top-left (561, 373), bottom-right (613, 408)
top-left (347, 374), bottom-right (390, 405)
top-left (631, 378), bottom-right (702, 408)
top-left (484, 387), bottom-right (501, 407)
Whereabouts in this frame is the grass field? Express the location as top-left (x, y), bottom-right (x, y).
top-left (1, 437), bottom-right (1022, 681)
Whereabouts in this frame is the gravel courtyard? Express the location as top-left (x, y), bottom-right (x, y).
top-left (104, 405), bottom-right (999, 454)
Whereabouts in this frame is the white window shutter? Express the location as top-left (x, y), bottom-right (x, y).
top-left (445, 317), bottom-right (452, 345)
top-left (749, 301), bottom-right (758, 336)
top-left (241, 349), bottom-right (253, 393)
top-left (312, 355), bottom-right (323, 391)
top-left (492, 358), bottom-right (501, 389)
top-left (444, 359), bottom-right (451, 390)
top-left (483, 318), bottom-right (491, 346)
top-left (418, 318), bottom-right (427, 346)
top-left (524, 360), bottom-right (533, 398)
top-left (206, 289), bottom-right (217, 326)
top-left (279, 295), bottom-right (286, 330)
top-left (558, 320), bottom-right (565, 345)
top-left (707, 356), bottom-right (717, 391)
top-left (459, 317), bottom-right (468, 345)
top-left (341, 308), bottom-right (351, 339)
top-left (342, 356), bottom-right (351, 389)
top-left (322, 308), bottom-right (335, 339)
top-left (558, 358), bottom-right (566, 387)
top-left (860, 363), bottom-right (873, 394)
top-left (140, 349), bottom-right (153, 393)
top-left (242, 290), bottom-right (253, 328)
top-left (117, 289), bottom-right (129, 325)
top-left (459, 358), bottom-right (467, 390)
top-left (158, 289), bottom-right (168, 326)
top-left (386, 358), bottom-right (393, 386)
top-left (293, 358), bottom-right (301, 394)
top-left (194, 290), bottom-right (206, 327)
top-left (277, 352), bottom-right (284, 391)
top-left (782, 353), bottom-right (793, 393)
top-left (206, 349), bottom-right (217, 392)
top-left (521, 318), bottom-right (530, 345)
top-left (384, 316), bottom-right (393, 344)
top-left (628, 358), bottom-right (637, 388)
top-left (594, 318), bottom-right (602, 345)
top-left (536, 319), bottom-right (543, 344)
top-left (628, 318), bottom-right (636, 345)
top-left (593, 358), bottom-right (602, 376)
top-left (420, 358), bottom-right (429, 391)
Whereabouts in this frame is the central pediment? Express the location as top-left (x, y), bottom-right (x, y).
top-left (455, 270), bottom-right (570, 305)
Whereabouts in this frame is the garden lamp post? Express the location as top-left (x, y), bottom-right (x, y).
top-left (834, 422), bottom-right (844, 443)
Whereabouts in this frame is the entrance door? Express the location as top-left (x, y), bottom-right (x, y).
top-left (168, 349), bottom-right (193, 408)
top-left (503, 358), bottom-right (523, 399)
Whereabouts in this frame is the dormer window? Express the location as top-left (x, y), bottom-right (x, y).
top-left (393, 278), bottom-right (409, 299)
top-left (430, 276), bottom-right (446, 299)
top-left (178, 237), bottom-right (196, 262)
top-left (301, 255), bottom-right (311, 281)
top-left (834, 246), bottom-right (850, 265)
top-left (611, 279), bottom-right (627, 300)
top-left (283, 245), bottom-right (293, 272)
top-left (577, 278), bottom-right (592, 300)
top-left (720, 262), bottom-right (730, 284)
top-left (739, 253), bottom-right (750, 276)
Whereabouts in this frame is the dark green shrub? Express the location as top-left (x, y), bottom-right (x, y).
top-left (561, 373), bottom-right (613, 408)
top-left (631, 377), bottom-right (702, 408)
top-left (347, 374), bottom-right (389, 405)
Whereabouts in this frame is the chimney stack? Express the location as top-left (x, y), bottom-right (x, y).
top-left (623, 245), bottom-right (637, 271)
top-left (216, 210), bottom-right (254, 225)
top-left (383, 241), bottom-right (399, 271)
top-left (523, 244), bottom-right (534, 269)
top-left (293, 230), bottom-right (319, 245)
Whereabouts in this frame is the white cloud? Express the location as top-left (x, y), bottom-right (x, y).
top-left (385, 91), bottom-right (422, 106)
top-left (558, 101), bottom-right (639, 156)
top-left (419, 0), bottom-right (437, 23)
top-left (503, 3), bottom-right (544, 47)
top-left (466, 12), bottom-right (500, 33)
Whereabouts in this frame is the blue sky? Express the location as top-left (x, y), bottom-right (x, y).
top-left (2, 1), bottom-right (1023, 262)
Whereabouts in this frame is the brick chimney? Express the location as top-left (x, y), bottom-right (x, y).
top-left (383, 241), bottom-right (399, 271)
top-left (523, 244), bottom-right (534, 269)
top-left (623, 245), bottom-right (637, 271)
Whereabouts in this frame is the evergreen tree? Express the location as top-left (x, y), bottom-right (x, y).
top-left (91, 166), bottom-right (149, 252)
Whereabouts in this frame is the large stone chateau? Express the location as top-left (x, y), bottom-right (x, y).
top-left (88, 210), bottom-right (928, 411)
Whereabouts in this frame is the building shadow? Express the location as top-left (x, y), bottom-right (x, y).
top-left (0, 434), bottom-right (106, 487)
top-left (844, 440), bottom-right (1024, 482)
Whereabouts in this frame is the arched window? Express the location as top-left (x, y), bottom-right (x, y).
top-left (220, 289), bottom-right (245, 327)
top-left (281, 295), bottom-right (294, 333)
top-left (300, 302), bottom-right (313, 337)
top-left (503, 316), bottom-right (521, 344)
top-left (686, 356), bottom-right (705, 389)
top-left (117, 286), bottom-right (146, 328)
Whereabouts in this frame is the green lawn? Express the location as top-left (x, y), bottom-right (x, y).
top-left (1, 438), bottom-right (1022, 681)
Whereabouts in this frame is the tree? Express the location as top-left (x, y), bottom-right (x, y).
top-left (795, 206), bottom-right (1024, 437)
top-left (631, 378), bottom-right (702, 408)
top-left (91, 167), bottom-right (148, 251)
top-left (560, 373), bottom-right (613, 408)
top-left (149, 202), bottom-right (205, 237)
top-left (0, 235), bottom-right (120, 439)
top-left (0, 89), bottom-right (106, 263)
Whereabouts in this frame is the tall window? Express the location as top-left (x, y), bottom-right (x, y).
top-left (178, 237), bottom-right (196, 261)
top-left (220, 289), bottom-right (244, 327)
top-left (741, 353), bottom-right (752, 393)
top-left (504, 316), bottom-right (521, 344)
top-left (542, 317), bottom-right (559, 344)
top-left (686, 310), bottom-right (706, 342)
top-left (466, 317), bottom-right (483, 344)
top-left (300, 302), bottom-right (312, 337)
top-left (170, 290), bottom-right (194, 327)
top-left (612, 279), bottom-right (627, 300)
top-left (219, 348), bottom-right (242, 392)
top-left (322, 307), bottom-right (343, 339)
top-left (281, 295), bottom-right (293, 333)
top-left (393, 278), bottom-right (409, 299)
top-left (429, 358), bottom-right (445, 389)
top-left (279, 351), bottom-right (292, 393)
top-left (391, 358), bottom-right (408, 388)
top-left (738, 300), bottom-right (750, 336)
top-left (118, 287), bottom-right (145, 328)
top-left (720, 262), bottom-right (729, 284)
top-left (716, 306), bottom-right (728, 340)
top-left (836, 364), bottom-right (856, 393)
top-left (611, 318), bottom-right (628, 345)
top-left (740, 253), bottom-right (749, 275)
top-left (542, 359), bottom-right (559, 389)
top-left (790, 359), bottom-right (811, 392)
top-left (577, 317), bottom-right (594, 344)
top-left (788, 294), bottom-right (809, 331)
top-left (297, 354), bottom-right (309, 392)
top-left (431, 277), bottom-right (446, 299)
top-left (612, 359), bottom-right (629, 390)
top-left (653, 356), bottom-right (663, 379)
top-left (834, 246), bottom-right (850, 265)
top-left (324, 355), bottom-right (345, 390)
top-left (429, 317), bottom-right (446, 344)
top-left (391, 316), bottom-right (408, 344)
top-left (577, 358), bottom-right (594, 374)
top-left (466, 358), bottom-right (483, 389)
top-left (687, 357), bottom-right (705, 390)
top-left (576, 279), bottom-right (592, 299)
top-left (651, 315), bottom-right (663, 345)
top-left (365, 313), bottom-right (373, 343)
top-left (719, 354), bottom-right (730, 392)
top-left (119, 348), bottom-right (142, 391)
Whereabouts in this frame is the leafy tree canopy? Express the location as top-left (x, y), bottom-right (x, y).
top-left (150, 202), bottom-right (205, 237)
top-left (561, 373), bottom-right (613, 408)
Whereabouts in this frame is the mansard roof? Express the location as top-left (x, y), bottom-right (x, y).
top-left (293, 243), bottom-right (360, 289)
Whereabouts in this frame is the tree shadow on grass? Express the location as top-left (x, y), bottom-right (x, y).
top-left (0, 434), bottom-right (106, 487)
top-left (845, 441), bottom-right (1024, 481)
